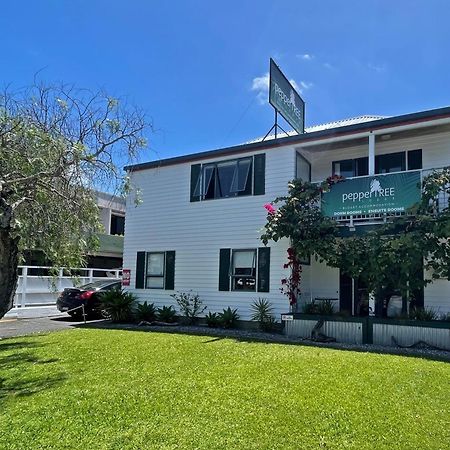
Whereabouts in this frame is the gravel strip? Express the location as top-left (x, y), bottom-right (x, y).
top-left (86, 321), bottom-right (450, 362)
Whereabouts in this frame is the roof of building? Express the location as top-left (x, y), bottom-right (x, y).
top-left (126, 106), bottom-right (450, 172)
top-left (245, 115), bottom-right (386, 144)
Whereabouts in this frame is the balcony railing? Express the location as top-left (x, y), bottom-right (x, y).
top-left (314, 168), bottom-right (449, 226)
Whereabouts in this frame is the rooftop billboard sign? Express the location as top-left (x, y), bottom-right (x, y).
top-left (321, 171), bottom-right (421, 218)
top-left (269, 58), bottom-right (305, 134)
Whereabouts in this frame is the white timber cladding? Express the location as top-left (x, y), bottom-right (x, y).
top-left (123, 147), bottom-right (296, 319)
top-left (124, 124), bottom-right (450, 318)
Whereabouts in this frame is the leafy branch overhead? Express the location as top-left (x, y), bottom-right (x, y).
top-left (261, 171), bottom-right (450, 305)
top-left (0, 82), bottom-right (150, 318)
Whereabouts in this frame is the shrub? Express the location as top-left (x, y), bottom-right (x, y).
top-left (219, 307), bottom-right (240, 329)
top-left (157, 305), bottom-right (177, 323)
top-left (99, 289), bottom-right (136, 323)
top-left (205, 312), bottom-right (221, 328)
top-left (170, 291), bottom-right (206, 325)
top-left (409, 307), bottom-right (438, 321)
top-left (251, 298), bottom-right (276, 331)
top-left (316, 299), bottom-right (335, 316)
top-left (134, 301), bottom-right (157, 322)
top-left (440, 312), bottom-right (450, 322)
top-left (301, 301), bottom-right (317, 315)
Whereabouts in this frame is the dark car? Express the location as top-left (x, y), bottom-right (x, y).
top-left (57, 279), bottom-right (121, 318)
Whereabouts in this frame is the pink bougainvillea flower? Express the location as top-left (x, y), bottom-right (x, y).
top-left (264, 203), bottom-right (276, 214)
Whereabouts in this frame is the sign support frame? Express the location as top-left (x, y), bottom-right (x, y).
top-left (262, 109), bottom-right (290, 141)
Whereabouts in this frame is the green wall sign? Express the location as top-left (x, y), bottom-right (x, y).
top-left (269, 58), bottom-right (305, 134)
top-left (321, 171), bottom-right (421, 217)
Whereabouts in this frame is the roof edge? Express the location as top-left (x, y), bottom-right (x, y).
top-left (125, 105), bottom-right (450, 172)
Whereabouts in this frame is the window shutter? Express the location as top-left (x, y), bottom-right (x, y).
top-left (135, 252), bottom-right (146, 289)
top-left (218, 248), bottom-right (231, 291)
top-left (257, 247), bottom-right (270, 292)
top-left (253, 154), bottom-right (266, 195)
top-left (164, 251), bottom-right (176, 290)
top-left (190, 164), bottom-right (201, 202)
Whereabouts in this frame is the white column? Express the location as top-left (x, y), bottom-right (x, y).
top-left (368, 133), bottom-right (375, 175)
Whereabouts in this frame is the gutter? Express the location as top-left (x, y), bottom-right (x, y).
top-left (125, 106), bottom-right (450, 172)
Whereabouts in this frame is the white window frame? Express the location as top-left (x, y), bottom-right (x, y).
top-left (230, 248), bottom-right (257, 292)
top-left (145, 252), bottom-right (165, 289)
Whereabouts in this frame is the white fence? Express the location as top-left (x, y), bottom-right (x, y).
top-left (14, 266), bottom-right (122, 308)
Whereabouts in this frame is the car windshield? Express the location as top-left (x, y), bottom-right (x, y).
top-left (79, 279), bottom-right (120, 290)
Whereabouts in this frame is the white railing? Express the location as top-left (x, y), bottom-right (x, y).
top-left (14, 265), bottom-right (122, 308)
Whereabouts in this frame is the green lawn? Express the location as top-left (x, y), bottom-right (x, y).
top-left (1, 329), bottom-right (449, 449)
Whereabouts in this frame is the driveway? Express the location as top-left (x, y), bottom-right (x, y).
top-left (0, 315), bottom-right (90, 339)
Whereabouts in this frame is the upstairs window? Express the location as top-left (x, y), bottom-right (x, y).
top-left (190, 154), bottom-right (266, 202)
top-left (375, 151), bottom-right (406, 174)
top-left (332, 150), bottom-right (422, 177)
top-left (110, 214), bottom-right (125, 235)
top-left (332, 157), bottom-right (368, 178)
top-left (193, 157), bottom-right (252, 200)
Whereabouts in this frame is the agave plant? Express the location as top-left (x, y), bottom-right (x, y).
top-left (99, 289), bottom-right (137, 323)
top-left (205, 312), bottom-right (221, 328)
top-left (157, 305), bottom-right (177, 323)
top-left (251, 298), bottom-right (276, 331)
top-left (134, 301), bottom-right (157, 322)
top-left (219, 307), bottom-right (240, 329)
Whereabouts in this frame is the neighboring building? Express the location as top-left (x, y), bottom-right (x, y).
top-left (123, 106), bottom-right (450, 320)
top-left (24, 191), bottom-right (125, 270)
top-left (92, 191), bottom-right (126, 269)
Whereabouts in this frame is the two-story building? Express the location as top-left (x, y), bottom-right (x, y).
top-left (123, 106), bottom-right (450, 320)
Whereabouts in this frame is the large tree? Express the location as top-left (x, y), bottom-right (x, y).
top-left (0, 83), bottom-right (148, 318)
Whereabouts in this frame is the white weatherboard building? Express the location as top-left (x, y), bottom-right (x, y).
top-left (123, 106), bottom-right (450, 321)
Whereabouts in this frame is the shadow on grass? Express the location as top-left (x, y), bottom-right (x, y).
top-left (0, 339), bottom-right (66, 400)
top-left (72, 320), bottom-right (450, 363)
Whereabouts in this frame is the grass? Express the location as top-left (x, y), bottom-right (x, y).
top-left (0, 329), bottom-right (449, 449)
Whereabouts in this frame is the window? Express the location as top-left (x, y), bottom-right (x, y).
top-left (194, 157), bottom-right (252, 200)
top-left (296, 152), bottom-right (311, 181)
top-left (375, 151), bottom-right (406, 174)
top-left (231, 249), bottom-right (256, 291)
top-left (332, 157), bottom-right (368, 177)
top-left (146, 252), bottom-right (165, 289)
top-left (190, 154), bottom-right (266, 202)
top-left (219, 247), bottom-right (270, 292)
top-left (332, 150), bottom-right (422, 177)
top-left (110, 214), bottom-right (125, 235)
top-left (135, 251), bottom-right (175, 290)
top-left (407, 149), bottom-right (422, 170)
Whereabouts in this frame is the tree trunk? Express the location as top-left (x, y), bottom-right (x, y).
top-left (0, 190), bottom-right (20, 319)
top-left (0, 229), bottom-right (19, 318)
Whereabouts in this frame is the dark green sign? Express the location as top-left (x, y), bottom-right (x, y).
top-left (269, 58), bottom-right (305, 134)
top-left (321, 171), bottom-right (421, 217)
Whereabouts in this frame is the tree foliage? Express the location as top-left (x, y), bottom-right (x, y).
top-left (261, 171), bottom-right (450, 309)
top-left (0, 83), bottom-right (149, 317)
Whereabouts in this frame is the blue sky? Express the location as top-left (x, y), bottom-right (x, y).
top-left (2, 1), bottom-right (450, 163)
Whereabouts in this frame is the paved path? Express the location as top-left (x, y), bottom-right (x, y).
top-left (0, 316), bottom-right (91, 339)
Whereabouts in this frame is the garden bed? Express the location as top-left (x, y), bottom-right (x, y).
top-left (283, 313), bottom-right (450, 350)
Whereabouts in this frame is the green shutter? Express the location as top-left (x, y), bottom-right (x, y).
top-left (257, 247), bottom-right (270, 292)
top-left (253, 153), bottom-right (266, 195)
top-left (219, 248), bottom-right (231, 291)
top-left (165, 251), bottom-right (176, 290)
top-left (135, 252), bottom-right (146, 289)
top-left (190, 164), bottom-right (201, 202)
